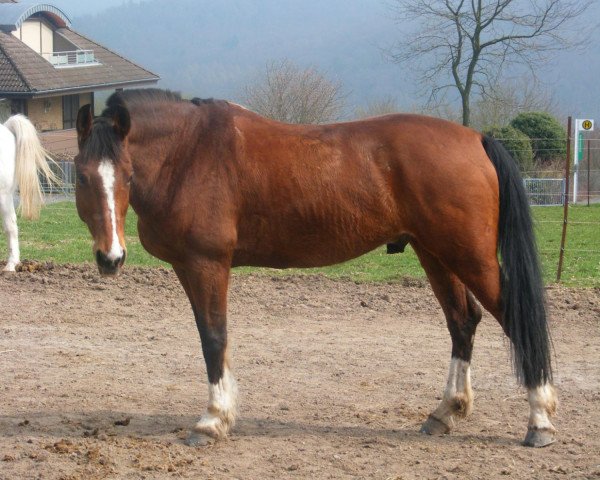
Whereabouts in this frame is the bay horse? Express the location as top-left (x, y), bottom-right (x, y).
top-left (0, 115), bottom-right (58, 272)
top-left (74, 89), bottom-right (556, 448)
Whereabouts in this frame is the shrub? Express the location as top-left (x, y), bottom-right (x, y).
top-left (510, 112), bottom-right (566, 163)
top-left (484, 125), bottom-right (534, 172)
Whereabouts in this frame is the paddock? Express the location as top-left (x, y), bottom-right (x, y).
top-left (0, 264), bottom-right (598, 479)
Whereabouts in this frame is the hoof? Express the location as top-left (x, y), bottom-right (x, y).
top-left (420, 415), bottom-right (451, 435)
top-left (185, 431), bottom-right (216, 447)
top-left (523, 427), bottom-right (556, 448)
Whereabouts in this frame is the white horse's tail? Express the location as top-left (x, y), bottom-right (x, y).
top-left (4, 114), bottom-right (60, 220)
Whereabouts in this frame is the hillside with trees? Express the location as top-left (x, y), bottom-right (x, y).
top-left (73, 0), bottom-right (403, 111)
top-left (71, 0), bottom-right (600, 118)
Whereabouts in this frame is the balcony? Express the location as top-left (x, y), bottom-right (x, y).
top-left (43, 50), bottom-right (99, 68)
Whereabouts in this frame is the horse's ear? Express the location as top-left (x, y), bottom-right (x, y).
top-left (112, 104), bottom-right (131, 140)
top-left (76, 104), bottom-right (93, 146)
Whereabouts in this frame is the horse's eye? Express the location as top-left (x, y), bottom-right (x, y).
top-left (77, 174), bottom-right (88, 186)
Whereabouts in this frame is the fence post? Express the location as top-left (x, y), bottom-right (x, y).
top-left (587, 139), bottom-right (591, 207)
top-left (557, 116), bottom-right (572, 282)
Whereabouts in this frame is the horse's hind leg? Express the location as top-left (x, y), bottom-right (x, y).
top-left (0, 192), bottom-right (19, 272)
top-left (462, 270), bottom-right (557, 447)
top-left (426, 240), bottom-right (557, 447)
top-left (412, 243), bottom-right (482, 435)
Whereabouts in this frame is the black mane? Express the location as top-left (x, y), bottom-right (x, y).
top-left (103, 88), bottom-right (185, 116)
top-left (92, 89), bottom-right (231, 157)
top-left (103, 89), bottom-right (228, 118)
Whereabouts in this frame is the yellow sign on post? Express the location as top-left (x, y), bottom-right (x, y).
top-left (581, 119), bottom-right (594, 131)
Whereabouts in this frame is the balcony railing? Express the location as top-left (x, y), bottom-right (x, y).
top-left (42, 50), bottom-right (98, 68)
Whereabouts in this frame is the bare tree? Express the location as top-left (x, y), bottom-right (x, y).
top-left (355, 96), bottom-right (400, 119)
top-left (470, 77), bottom-right (561, 130)
top-left (242, 59), bottom-right (345, 124)
top-left (387, 0), bottom-right (590, 126)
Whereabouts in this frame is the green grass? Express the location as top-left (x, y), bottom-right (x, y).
top-left (534, 204), bottom-right (600, 287)
top-left (2, 201), bottom-right (599, 287)
top-left (9, 202), bottom-right (165, 268)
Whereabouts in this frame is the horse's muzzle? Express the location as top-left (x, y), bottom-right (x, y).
top-left (95, 250), bottom-right (126, 276)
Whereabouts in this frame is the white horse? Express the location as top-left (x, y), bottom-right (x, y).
top-left (0, 114), bottom-right (58, 272)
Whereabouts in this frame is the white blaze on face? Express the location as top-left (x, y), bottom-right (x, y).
top-left (98, 159), bottom-right (123, 261)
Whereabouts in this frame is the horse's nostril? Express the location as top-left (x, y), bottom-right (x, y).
top-left (95, 250), bottom-right (122, 273)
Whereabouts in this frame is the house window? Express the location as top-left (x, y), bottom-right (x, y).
top-left (10, 99), bottom-right (27, 116)
top-left (62, 94), bottom-right (79, 129)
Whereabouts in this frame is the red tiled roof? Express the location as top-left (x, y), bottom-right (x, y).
top-left (0, 36), bottom-right (29, 91)
top-left (0, 27), bottom-right (159, 96)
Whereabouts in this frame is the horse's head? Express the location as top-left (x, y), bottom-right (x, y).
top-left (74, 103), bottom-right (132, 276)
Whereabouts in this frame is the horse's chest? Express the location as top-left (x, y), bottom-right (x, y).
top-left (136, 218), bottom-right (181, 264)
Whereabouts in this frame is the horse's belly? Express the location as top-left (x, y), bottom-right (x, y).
top-left (233, 220), bottom-right (402, 269)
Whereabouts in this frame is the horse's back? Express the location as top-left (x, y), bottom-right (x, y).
top-left (234, 111), bottom-right (493, 190)
top-left (234, 111), bottom-right (498, 215)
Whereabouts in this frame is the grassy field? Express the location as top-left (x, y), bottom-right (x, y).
top-left (2, 201), bottom-right (599, 287)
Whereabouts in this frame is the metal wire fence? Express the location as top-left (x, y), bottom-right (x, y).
top-left (518, 136), bottom-right (600, 206)
top-left (523, 178), bottom-right (565, 206)
top-left (16, 133), bottom-right (600, 285)
top-left (11, 199), bottom-right (597, 287)
top-left (41, 160), bottom-right (75, 195)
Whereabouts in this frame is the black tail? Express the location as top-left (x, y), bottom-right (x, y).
top-left (482, 135), bottom-right (552, 389)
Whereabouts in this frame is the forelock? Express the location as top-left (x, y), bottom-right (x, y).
top-left (80, 118), bottom-right (122, 162)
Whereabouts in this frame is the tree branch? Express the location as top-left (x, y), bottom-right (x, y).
top-left (386, 0), bottom-right (592, 125)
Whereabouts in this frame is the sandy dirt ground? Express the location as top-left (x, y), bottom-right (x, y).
top-left (0, 263), bottom-right (599, 479)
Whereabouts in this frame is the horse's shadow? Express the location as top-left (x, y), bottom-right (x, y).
top-left (0, 411), bottom-right (515, 447)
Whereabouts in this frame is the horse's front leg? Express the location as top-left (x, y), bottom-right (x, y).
top-left (174, 262), bottom-right (237, 445)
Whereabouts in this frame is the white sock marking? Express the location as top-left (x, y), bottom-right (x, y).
top-left (195, 368), bottom-right (238, 438)
top-left (431, 358), bottom-right (473, 425)
top-left (445, 358), bottom-right (471, 399)
top-left (528, 383), bottom-right (557, 430)
top-left (207, 368), bottom-right (236, 413)
top-left (98, 159), bottom-right (123, 261)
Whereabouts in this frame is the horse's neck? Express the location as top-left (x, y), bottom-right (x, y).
top-left (126, 105), bottom-right (198, 215)
top-left (127, 144), bottom-right (164, 215)
top-left (126, 120), bottom-right (171, 211)
top-left (126, 101), bottom-right (233, 217)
